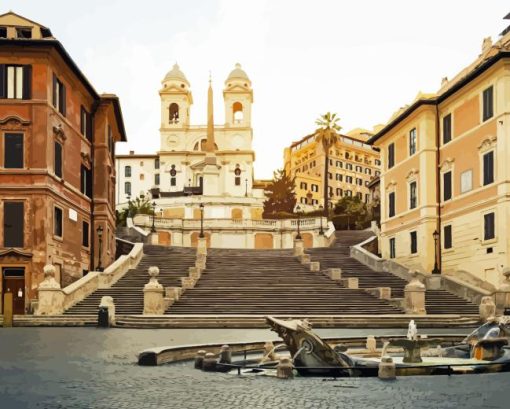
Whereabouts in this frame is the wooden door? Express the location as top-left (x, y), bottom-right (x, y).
top-left (2, 268), bottom-right (25, 315)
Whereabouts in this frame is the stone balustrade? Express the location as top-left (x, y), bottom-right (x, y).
top-left (36, 243), bottom-right (144, 316)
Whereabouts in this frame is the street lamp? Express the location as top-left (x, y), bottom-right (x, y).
top-left (319, 205), bottom-right (324, 235)
top-left (151, 201), bottom-right (157, 233)
top-left (245, 178), bottom-right (248, 197)
top-left (96, 225), bottom-right (104, 272)
top-left (432, 229), bottom-right (440, 274)
top-left (199, 203), bottom-right (205, 238)
top-left (296, 205), bottom-right (302, 240)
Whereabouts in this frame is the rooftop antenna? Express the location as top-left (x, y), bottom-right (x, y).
top-left (500, 12), bottom-right (510, 36)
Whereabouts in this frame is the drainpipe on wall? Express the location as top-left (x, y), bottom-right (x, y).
top-left (435, 104), bottom-right (442, 274)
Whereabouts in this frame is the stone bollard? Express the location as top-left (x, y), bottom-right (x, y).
top-left (341, 277), bottom-right (359, 289)
top-left (494, 269), bottom-right (510, 316)
top-left (479, 296), bottom-right (496, 321)
top-left (197, 237), bottom-right (207, 256)
top-left (35, 264), bottom-right (65, 316)
top-left (404, 272), bottom-right (426, 315)
top-left (293, 239), bottom-right (304, 257)
top-left (276, 357), bottom-right (294, 379)
top-left (310, 262), bottom-right (320, 272)
top-left (143, 266), bottom-right (165, 314)
top-left (328, 268), bottom-right (342, 280)
top-left (150, 232), bottom-right (159, 245)
top-left (202, 352), bottom-right (217, 372)
top-left (194, 350), bottom-right (206, 369)
top-left (366, 335), bottom-right (377, 353)
top-left (378, 355), bottom-right (396, 380)
top-left (219, 345), bottom-right (232, 364)
top-left (99, 296), bottom-right (116, 326)
top-left (299, 254), bottom-right (311, 265)
top-left (378, 287), bottom-right (392, 300)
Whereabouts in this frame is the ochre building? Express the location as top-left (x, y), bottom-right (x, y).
top-left (370, 24), bottom-right (510, 287)
top-left (284, 128), bottom-right (381, 211)
top-left (0, 12), bottom-right (126, 314)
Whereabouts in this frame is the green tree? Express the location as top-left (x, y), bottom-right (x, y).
top-left (315, 112), bottom-right (342, 215)
top-left (263, 169), bottom-right (297, 217)
top-left (334, 196), bottom-right (368, 230)
top-left (116, 196), bottom-right (155, 227)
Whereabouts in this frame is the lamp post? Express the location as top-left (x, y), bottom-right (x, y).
top-left (296, 205), bottom-right (302, 240)
top-left (432, 229), bottom-right (440, 274)
top-left (151, 201), bottom-right (157, 233)
top-left (96, 225), bottom-right (104, 272)
top-left (199, 203), bottom-right (205, 238)
top-left (245, 178), bottom-right (248, 197)
top-left (319, 205), bottom-right (324, 235)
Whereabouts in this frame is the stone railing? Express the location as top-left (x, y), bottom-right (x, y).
top-left (134, 214), bottom-right (325, 232)
top-left (35, 242), bottom-right (144, 316)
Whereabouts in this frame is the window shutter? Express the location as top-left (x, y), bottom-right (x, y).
top-left (22, 65), bottom-right (32, 99)
top-left (60, 83), bottom-right (66, 116)
top-left (0, 64), bottom-right (5, 98)
top-left (52, 73), bottom-right (57, 107)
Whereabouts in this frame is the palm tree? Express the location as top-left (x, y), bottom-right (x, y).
top-left (315, 112), bottom-right (342, 216)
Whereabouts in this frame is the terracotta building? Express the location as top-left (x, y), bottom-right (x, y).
top-left (369, 18), bottom-right (510, 287)
top-left (0, 12), bottom-right (126, 314)
top-left (284, 128), bottom-right (381, 211)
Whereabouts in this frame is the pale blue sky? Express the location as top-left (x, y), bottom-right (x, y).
top-left (4, 1), bottom-right (510, 178)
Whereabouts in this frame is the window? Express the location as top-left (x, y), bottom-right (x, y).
top-left (311, 199), bottom-right (318, 205)
top-left (300, 182), bottom-right (307, 189)
top-left (365, 194), bottom-right (370, 203)
top-left (389, 238), bottom-right (396, 259)
top-left (410, 231), bottom-right (417, 254)
top-left (16, 27), bottom-right (32, 38)
top-left (443, 171), bottom-right (452, 201)
top-left (108, 125), bottom-right (114, 161)
top-left (345, 190), bottom-right (352, 197)
top-left (409, 128), bottom-right (417, 155)
top-left (300, 197), bottom-right (307, 204)
top-left (140, 174), bottom-right (144, 181)
top-left (170, 165), bottom-right (177, 187)
top-left (125, 166), bottom-right (131, 177)
top-left (0, 27), bottom-right (6, 38)
top-left (365, 168), bottom-right (371, 175)
top-left (82, 221), bottom-right (90, 248)
top-left (388, 192), bottom-right (395, 217)
top-left (3, 202), bottom-right (24, 247)
top-left (328, 172), bottom-right (333, 180)
top-left (155, 174), bottom-right (160, 185)
top-left (346, 176), bottom-right (353, 184)
top-left (345, 152), bottom-right (350, 159)
top-left (335, 174), bottom-right (342, 181)
top-left (375, 159), bottom-right (381, 166)
top-left (329, 159), bottom-right (333, 166)
top-left (409, 181), bottom-right (417, 209)
top-left (336, 188), bottom-right (343, 196)
top-left (52, 74), bottom-right (66, 116)
top-left (484, 212), bottom-right (495, 241)
top-left (4, 133), bottom-right (23, 168)
top-left (0, 65), bottom-right (31, 99)
top-left (311, 184), bottom-right (319, 192)
top-left (336, 161), bottom-right (342, 168)
top-left (375, 171), bottom-right (380, 177)
top-left (346, 163), bottom-right (353, 170)
top-left (388, 143), bottom-right (395, 168)
top-left (355, 165), bottom-right (362, 172)
top-left (54, 207), bottom-right (63, 238)
top-left (54, 141), bottom-right (63, 178)
top-left (444, 225), bottom-right (452, 249)
top-left (482, 86), bottom-right (494, 121)
top-left (233, 102), bottom-right (243, 123)
top-left (234, 167), bottom-right (241, 186)
top-left (356, 192), bottom-right (362, 200)
top-left (155, 158), bottom-right (160, 169)
top-left (356, 178), bottom-right (363, 186)
top-left (460, 170), bottom-right (472, 193)
top-left (169, 103), bottom-right (179, 123)
top-left (124, 182), bottom-right (131, 195)
top-left (443, 114), bottom-right (452, 144)
top-left (80, 107), bottom-right (92, 141)
top-left (80, 165), bottom-right (92, 198)
top-left (171, 177), bottom-right (176, 187)
top-left (483, 151), bottom-right (494, 186)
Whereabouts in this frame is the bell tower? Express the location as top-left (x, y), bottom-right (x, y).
top-left (223, 63), bottom-right (253, 128)
top-left (159, 63), bottom-right (193, 129)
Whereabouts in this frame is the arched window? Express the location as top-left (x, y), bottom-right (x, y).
top-left (125, 165), bottom-right (131, 177)
top-left (234, 165), bottom-right (241, 186)
top-left (193, 139), bottom-right (218, 151)
top-left (169, 103), bottom-right (179, 124)
top-left (233, 102), bottom-right (243, 123)
top-left (124, 181), bottom-right (131, 195)
top-left (170, 165), bottom-right (177, 187)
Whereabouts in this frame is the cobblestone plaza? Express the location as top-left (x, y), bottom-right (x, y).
top-left (0, 328), bottom-right (508, 409)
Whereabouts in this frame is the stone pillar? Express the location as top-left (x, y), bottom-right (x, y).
top-left (196, 254), bottom-right (207, 270)
top-left (219, 345), bottom-right (232, 364)
top-left (310, 262), bottom-right (320, 272)
top-left (197, 237), bottom-right (207, 256)
top-left (366, 335), bottom-right (377, 353)
top-left (276, 357), bottom-right (294, 379)
top-left (328, 268), bottom-right (342, 280)
top-left (378, 356), bottom-right (396, 380)
top-left (479, 296), bottom-right (496, 321)
top-left (404, 273), bottom-right (426, 315)
top-left (293, 239), bottom-right (304, 257)
top-left (194, 350), bottom-right (206, 369)
top-left (35, 265), bottom-right (65, 316)
top-left (341, 277), bottom-right (359, 289)
top-left (494, 269), bottom-right (510, 316)
top-left (99, 296), bottom-right (116, 325)
top-left (299, 254), bottom-right (311, 265)
top-left (378, 287), bottom-right (392, 300)
top-left (202, 352), bottom-right (217, 372)
top-left (150, 233), bottom-right (159, 245)
top-left (143, 266), bottom-right (165, 315)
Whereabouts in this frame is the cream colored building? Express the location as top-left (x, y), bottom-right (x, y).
top-left (370, 27), bottom-right (510, 287)
top-left (284, 129), bottom-right (381, 211)
top-left (116, 152), bottom-right (158, 203)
